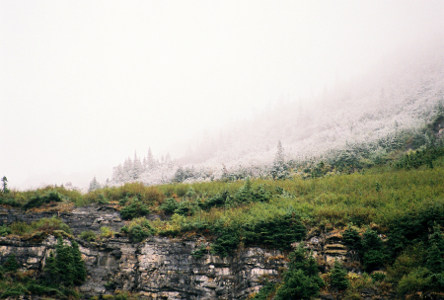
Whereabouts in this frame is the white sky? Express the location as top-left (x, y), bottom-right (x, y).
top-left (1, 1), bottom-right (443, 189)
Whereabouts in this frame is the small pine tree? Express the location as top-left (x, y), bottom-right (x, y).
top-left (43, 250), bottom-right (58, 285)
top-left (71, 241), bottom-right (87, 285)
top-left (88, 176), bottom-right (101, 192)
top-left (426, 242), bottom-right (444, 274)
top-left (274, 244), bottom-right (324, 300)
top-left (55, 237), bottom-right (75, 286)
top-left (1, 176), bottom-right (9, 194)
top-left (4, 253), bottom-right (18, 272)
top-left (330, 260), bottom-right (349, 291)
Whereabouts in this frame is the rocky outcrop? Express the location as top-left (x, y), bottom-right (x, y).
top-left (0, 234), bottom-right (287, 299)
top-left (0, 206), bottom-right (377, 299)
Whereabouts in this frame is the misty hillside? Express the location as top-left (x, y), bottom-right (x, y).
top-left (108, 40), bottom-right (443, 187)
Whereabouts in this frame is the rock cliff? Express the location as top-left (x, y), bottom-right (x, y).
top-left (0, 205), bottom-right (291, 299)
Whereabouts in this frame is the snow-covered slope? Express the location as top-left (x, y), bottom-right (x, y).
top-left (109, 38), bottom-right (444, 186)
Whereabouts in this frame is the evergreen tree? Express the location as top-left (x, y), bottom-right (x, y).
top-left (426, 242), bottom-right (444, 274)
top-left (112, 164), bottom-right (124, 183)
top-left (1, 176), bottom-right (9, 194)
top-left (55, 238), bottom-right (75, 286)
top-left (43, 250), bottom-right (58, 285)
top-left (88, 176), bottom-right (101, 192)
top-left (271, 140), bottom-right (288, 179)
top-left (330, 260), bottom-right (349, 291)
top-left (147, 147), bottom-right (155, 169)
top-left (123, 157), bottom-right (133, 181)
top-left (71, 241), bottom-right (87, 285)
top-left (4, 253), bottom-right (18, 272)
top-left (275, 245), bottom-right (324, 300)
top-left (132, 151), bottom-right (143, 180)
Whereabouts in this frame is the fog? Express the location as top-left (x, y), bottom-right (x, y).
top-left (1, 1), bottom-right (443, 190)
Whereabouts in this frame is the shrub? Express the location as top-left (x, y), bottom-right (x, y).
top-left (9, 221), bottom-right (32, 236)
top-left (79, 230), bottom-right (97, 242)
top-left (198, 191), bottom-right (230, 210)
top-left (0, 225), bottom-right (11, 236)
top-left (159, 197), bottom-right (178, 214)
top-left (243, 212), bottom-right (306, 250)
top-left (23, 190), bottom-right (64, 210)
top-left (173, 200), bottom-right (199, 216)
top-left (397, 267), bottom-right (431, 296)
top-left (121, 217), bottom-right (156, 242)
top-left (210, 225), bottom-right (241, 257)
top-left (1, 283), bottom-right (29, 298)
top-left (97, 193), bottom-right (110, 205)
top-left (100, 226), bottom-right (115, 238)
top-left (120, 198), bottom-right (150, 220)
top-left (0, 197), bottom-right (21, 208)
top-left (191, 245), bottom-right (208, 259)
top-left (32, 216), bottom-right (71, 235)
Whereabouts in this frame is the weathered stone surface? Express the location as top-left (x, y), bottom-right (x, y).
top-left (0, 232), bottom-right (288, 299)
top-left (0, 208), bottom-right (374, 299)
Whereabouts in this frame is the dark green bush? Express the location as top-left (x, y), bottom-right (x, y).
top-left (210, 225), bottom-right (241, 257)
top-left (173, 200), bottom-right (199, 216)
top-left (23, 190), bottom-right (64, 210)
top-left (1, 283), bottom-right (28, 298)
top-left (387, 203), bottom-right (444, 258)
top-left (243, 212), bottom-right (306, 250)
top-left (121, 217), bottom-right (156, 242)
top-left (198, 191), bottom-right (230, 210)
top-left (120, 198), bottom-right (150, 220)
top-left (395, 146), bottom-right (444, 170)
top-left (0, 225), bottom-right (11, 236)
top-left (97, 193), bottom-right (109, 205)
top-left (191, 245), bottom-right (208, 259)
top-left (159, 197), bottom-right (179, 214)
top-left (274, 245), bottom-right (324, 300)
top-left (0, 197), bottom-right (21, 208)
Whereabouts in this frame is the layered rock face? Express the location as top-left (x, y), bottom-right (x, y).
top-left (0, 206), bottom-right (290, 299)
top-left (0, 234), bottom-right (287, 299)
top-left (0, 206), bottom-right (366, 299)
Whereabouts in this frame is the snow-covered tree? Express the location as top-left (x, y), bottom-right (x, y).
top-left (88, 176), bottom-right (101, 192)
top-left (132, 151), bottom-right (143, 180)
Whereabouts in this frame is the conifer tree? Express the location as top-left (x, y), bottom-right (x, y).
top-left (147, 147), bottom-right (155, 169)
top-left (88, 176), bottom-right (101, 192)
top-left (43, 250), bottom-right (58, 285)
top-left (271, 140), bottom-right (288, 179)
top-left (1, 176), bottom-right (9, 194)
top-left (132, 151), bottom-right (143, 180)
top-left (426, 242), bottom-right (444, 274)
top-left (4, 253), bottom-right (18, 272)
top-left (71, 241), bottom-right (87, 285)
top-left (55, 238), bottom-right (75, 286)
top-left (113, 164), bottom-right (124, 183)
top-left (274, 244), bottom-right (324, 300)
top-left (330, 260), bottom-right (349, 291)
